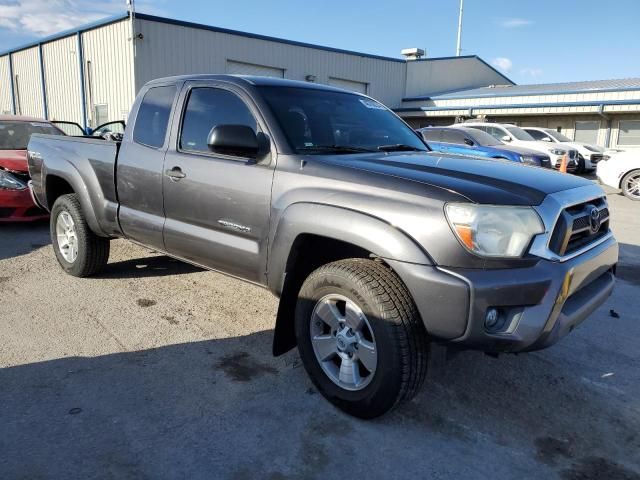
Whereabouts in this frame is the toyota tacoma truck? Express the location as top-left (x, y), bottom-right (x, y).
top-left (27, 75), bottom-right (618, 418)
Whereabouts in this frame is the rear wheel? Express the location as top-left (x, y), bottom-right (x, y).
top-left (50, 194), bottom-right (110, 276)
top-left (621, 169), bottom-right (640, 201)
top-left (295, 259), bottom-right (429, 418)
top-left (577, 155), bottom-right (586, 174)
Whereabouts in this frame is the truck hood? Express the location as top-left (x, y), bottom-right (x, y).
top-left (0, 149), bottom-right (28, 173)
top-left (321, 151), bottom-right (593, 205)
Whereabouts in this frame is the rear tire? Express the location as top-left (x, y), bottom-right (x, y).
top-left (295, 259), bottom-right (429, 418)
top-left (621, 169), bottom-right (640, 201)
top-left (50, 194), bottom-right (110, 277)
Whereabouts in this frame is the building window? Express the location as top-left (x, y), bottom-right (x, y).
top-left (618, 120), bottom-right (640, 146)
top-left (133, 85), bottom-right (176, 149)
top-left (574, 121), bottom-right (600, 145)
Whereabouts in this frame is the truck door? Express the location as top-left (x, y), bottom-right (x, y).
top-left (116, 84), bottom-right (178, 250)
top-left (162, 82), bottom-right (274, 284)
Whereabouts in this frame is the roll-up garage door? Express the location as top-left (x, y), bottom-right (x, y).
top-left (226, 60), bottom-right (284, 78)
top-left (328, 77), bottom-right (368, 94)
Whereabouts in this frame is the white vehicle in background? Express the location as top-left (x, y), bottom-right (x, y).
top-left (458, 122), bottom-right (579, 172)
top-left (597, 150), bottom-right (640, 201)
top-left (523, 127), bottom-right (606, 173)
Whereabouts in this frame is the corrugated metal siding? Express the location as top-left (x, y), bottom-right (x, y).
top-left (328, 77), bottom-right (368, 94)
top-left (11, 47), bottom-right (44, 117)
top-left (82, 20), bottom-right (134, 126)
top-left (42, 35), bottom-right (83, 123)
top-left (134, 19), bottom-right (405, 107)
top-left (405, 58), bottom-right (510, 99)
top-left (226, 60), bottom-right (284, 77)
top-left (0, 55), bottom-right (11, 114)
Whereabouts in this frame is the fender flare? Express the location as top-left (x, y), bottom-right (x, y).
top-left (44, 166), bottom-right (105, 237)
top-left (267, 202), bottom-right (433, 295)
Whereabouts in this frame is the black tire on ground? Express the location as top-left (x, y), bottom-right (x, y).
top-left (577, 155), bottom-right (586, 174)
top-left (295, 259), bottom-right (429, 418)
top-left (621, 169), bottom-right (640, 201)
top-left (50, 194), bottom-right (110, 277)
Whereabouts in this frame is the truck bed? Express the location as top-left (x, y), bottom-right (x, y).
top-left (27, 134), bottom-right (121, 236)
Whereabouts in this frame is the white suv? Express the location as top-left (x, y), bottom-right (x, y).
top-left (457, 123), bottom-right (579, 172)
top-left (523, 127), bottom-right (605, 172)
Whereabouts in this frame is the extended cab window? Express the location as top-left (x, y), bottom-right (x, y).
top-left (180, 88), bottom-right (257, 153)
top-left (133, 85), bottom-right (176, 148)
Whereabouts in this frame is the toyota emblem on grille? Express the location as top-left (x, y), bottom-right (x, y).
top-left (589, 207), bottom-right (601, 233)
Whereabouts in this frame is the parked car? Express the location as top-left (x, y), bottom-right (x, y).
top-left (28, 75), bottom-right (617, 418)
top-left (0, 115), bottom-right (67, 222)
top-left (458, 122), bottom-right (579, 172)
top-left (597, 150), bottom-right (640, 200)
top-left (418, 126), bottom-right (551, 167)
top-left (523, 127), bottom-right (606, 172)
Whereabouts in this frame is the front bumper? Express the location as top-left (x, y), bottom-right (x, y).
top-left (388, 235), bottom-right (617, 353)
top-left (0, 187), bottom-right (48, 222)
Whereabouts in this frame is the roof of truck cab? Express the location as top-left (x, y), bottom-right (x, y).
top-left (145, 74), bottom-right (358, 93)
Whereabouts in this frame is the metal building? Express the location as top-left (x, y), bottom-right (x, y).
top-left (0, 12), bottom-right (508, 131)
top-left (1, 11), bottom-right (639, 149)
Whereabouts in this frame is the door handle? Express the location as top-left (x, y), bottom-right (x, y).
top-left (166, 166), bottom-right (186, 180)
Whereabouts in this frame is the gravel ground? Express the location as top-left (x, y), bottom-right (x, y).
top-left (1, 186), bottom-right (639, 480)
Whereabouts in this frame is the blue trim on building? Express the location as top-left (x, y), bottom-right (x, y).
top-left (0, 13), bottom-right (129, 57)
top-left (8, 54), bottom-right (16, 114)
top-left (394, 99), bottom-right (640, 113)
top-left (404, 85), bottom-right (640, 102)
top-left (77, 33), bottom-right (88, 132)
top-left (38, 44), bottom-right (48, 119)
top-left (133, 13), bottom-right (406, 63)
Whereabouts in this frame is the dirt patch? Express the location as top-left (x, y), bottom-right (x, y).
top-left (561, 456), bottom-right (640, 480)
top-left (161, 315), bottom-right (179, 325)
top-left (615, 264), bottom-right (640, 286)
top-left (535, 436), bottom-right (573, 465)
top-left (0, 276), bottom-right (9, 283)
top-left (216, 352), bottom-right (278, 382)
top-left (136, 298), bottom-right (156, 308)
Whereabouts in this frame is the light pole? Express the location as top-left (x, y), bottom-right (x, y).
top-left (456, 0), bottom-right (464, 56)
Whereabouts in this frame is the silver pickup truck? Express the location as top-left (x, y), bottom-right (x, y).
top-left (27, 75), bottom-right (618, 418)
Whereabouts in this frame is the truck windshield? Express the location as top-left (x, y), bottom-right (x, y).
top-left (506, 127), bottom-right (536, 141)
top-left (0, 121), bottom-right (64, 150)
top-left (547, 129), bottom-right (572, 142)
top-left (258, 86), bottom-right (428, 154)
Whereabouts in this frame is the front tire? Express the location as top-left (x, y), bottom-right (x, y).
top-left (50, 194), bottom-right (110, 277)
top-left (621, 169), bottom-right (640, 201)
top-left (295, 259), bottom-right (429, 418)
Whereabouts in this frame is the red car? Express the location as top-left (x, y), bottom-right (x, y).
top-left (0, 116), bottom-right (65, 222)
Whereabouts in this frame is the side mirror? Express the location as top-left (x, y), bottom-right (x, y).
top-left (207, 124), bottom-right (259, 158)
top-left (464, 138), bottom-right (474, 146)
top-left (542, 137), bottom-right (552, 142)
top-left (501, 135), bottom-right (511, 142)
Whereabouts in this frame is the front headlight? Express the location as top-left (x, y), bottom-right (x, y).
top-left (550, 148), bottom-right (565, 156)
top-left (445, 203), bottom-right (544, 258)
top-left (0, 169), bottom-right (27, 190)
top-left (521, 156), bottom-right (539, 165)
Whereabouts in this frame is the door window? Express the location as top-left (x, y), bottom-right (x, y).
top-left (133, 86), bottom-right (176, 148)
top-left (526, 129), bottom-right (550, 141)
top-left (440, 129), bottom-right (467, 145)
top-left (420, 129), bottom-right (441, 142)
top-left (180, 88), bottom-right (257, 153)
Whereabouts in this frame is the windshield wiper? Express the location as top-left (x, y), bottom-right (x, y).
top-left (297, 145), bottom-right (376, 154)
top-left (377, 144), bottom-right (425, 152)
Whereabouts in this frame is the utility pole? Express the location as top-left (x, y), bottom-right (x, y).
top-left (456, 0), bottom-right (464, 56)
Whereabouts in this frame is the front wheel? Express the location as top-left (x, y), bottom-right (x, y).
top-left (50, 194), bottom-right (110, 276)
top-left (621, 169), bottom-right (640, 201)
top-left (295, 259), bottom-right (429, 418)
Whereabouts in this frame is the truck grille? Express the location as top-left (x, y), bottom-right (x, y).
top-left (549, 197), bottom-right (610, 256)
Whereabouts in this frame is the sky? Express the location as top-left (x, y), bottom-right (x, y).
top-left (1, 0), bottom-right (639, 85)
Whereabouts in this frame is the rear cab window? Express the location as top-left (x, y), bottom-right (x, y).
top-left (133, 85), bottom-right (176, 148)
top-left (0, 121), bottom-right (64, 150)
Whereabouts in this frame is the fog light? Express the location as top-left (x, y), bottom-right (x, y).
top-left (485, 308), bottom-right (500, 330)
